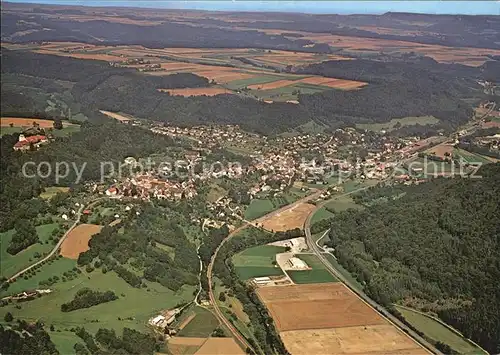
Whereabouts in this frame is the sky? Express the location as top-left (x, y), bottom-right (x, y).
top-left (5, 0), bottom-right (500, 15)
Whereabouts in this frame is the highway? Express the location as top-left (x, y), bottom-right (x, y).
top-left (303, 192), bottom-right (441, 355)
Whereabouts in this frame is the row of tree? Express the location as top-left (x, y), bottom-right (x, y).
top-left (60, 288), bottom-right (118, 312)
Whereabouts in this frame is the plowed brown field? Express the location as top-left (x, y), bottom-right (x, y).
top-left (60, 224), bottom-right (102, 259)
top-left (261, 203), bottom-right (315, 231)
top-left (194, 338), bottom-right (244, 355)
top-left (280, 325), bottom-right (428, 355)
top-left (1, 117), bottom-right (56, 128)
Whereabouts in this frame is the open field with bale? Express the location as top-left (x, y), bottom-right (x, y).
top-left (286, 254), bottom-right (338, 284)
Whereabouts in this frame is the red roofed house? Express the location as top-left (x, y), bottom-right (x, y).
top-left (13, 134), bottom-right (48, 152)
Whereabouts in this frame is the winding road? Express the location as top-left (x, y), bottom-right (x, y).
top-left (7, 198), bottom-right (104, 282)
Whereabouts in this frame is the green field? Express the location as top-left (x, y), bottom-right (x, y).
top-left (177, 307), bottom-right (220, 338)
top-left (325, 195), bottom-right (361, 212)
top-left (1, 223), bottom-right (60, 278)
top-left (225, 75), bottom-right (284, 89)
top-left (286, 254), bottom-right (338, 284)
top-left (39, 186), bottom-right (70, 200)
top-left (407, 157), bottom-right (462, 176)
top-left (453, 148), bottom-right (492, 165)
top-left (310, 206), bottom-right (334, 225)
top-left (356, 116), bottom-right (439, 132)
top-left (232, 245), bottom-right (286, 280)
top-left (0, 265), bottom-right (196, 352)
top-left (394, 305), bottom-right (487, 355)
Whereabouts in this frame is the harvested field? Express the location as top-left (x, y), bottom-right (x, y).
top-left (280, 325), bottom-right (427, 355)
top-left (194, 338), bottom-right (244, 355)
top-left (159, 62), bottom-right (198, 70)
top-left (257, 283), bottom-right (384, 331)
top-left (161, 87), bottom-right (231, 97)
top-left (60, 224), bottom-right (102, 259)
top-left (191, 70), bottom-right (255, 83)
top-left (99, 110), bottom-right (133, 122)
top-left (248, 79), bottom-right (296, 90)
top-left (168, 337), bottom-right (206, 355)
top-left (169, 337), bottom-right (206, 346)
top-left (426, 143), bottom-right (454, 159)
top-left (261, 203), bottom-right (315, 231)
top-left (1, 117), bottom-right (58, 128)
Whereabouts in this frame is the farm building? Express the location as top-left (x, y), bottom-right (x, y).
top-left (253, 276), bottom-right (272, 286)
top-left (287, 257), bottom-right (308, 270)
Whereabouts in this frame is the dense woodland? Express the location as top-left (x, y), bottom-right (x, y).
top-left (73, 326), bottom-right (157, 354)
top-left (60, 288), bottom-right (118, 312)
top-left (0, 320), bottom-right (58, 355)
top-left (77, 204), bottom-right (199, 292)
top-left (0, 120), bottom-right (183, 233)
top-left (2, 4), bottom-right (499, 50)
top-left (325, 164), bottom-right (500, 353)
top-left (2, 49), bottom-right (492, 136)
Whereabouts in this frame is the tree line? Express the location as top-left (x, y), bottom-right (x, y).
top-left (324, 164), bottom-right (500, 353)
top-left (61, 288), bottom-right (118, 312)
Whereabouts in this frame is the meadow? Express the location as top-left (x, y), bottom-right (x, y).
top-left (1, 223), bottom-right (60, 279)
top-left (1, 265), bottom-right (196, 352)
top-left (286, 254), bottom-right (338, 284)
top-left (232, 245), bottom-right (286, 280)
top-left (395, 305), bottom-right (487, 355)
top-left (356, 116), bottom-right (439, 132)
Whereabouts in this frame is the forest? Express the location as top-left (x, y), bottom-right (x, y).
top-left (60, 288), bottom-right (118, 312)
top-left (2, 48), bottom-right (490, 136)
top-left (77, 204), bottom-right (200, 292)
top-left (325, 164), bottom-right (500, 353)
top-left (0, 320), bottom-right (58, 355)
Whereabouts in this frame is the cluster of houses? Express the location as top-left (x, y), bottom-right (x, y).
top-left (13, 134), bottom-right (49, 151)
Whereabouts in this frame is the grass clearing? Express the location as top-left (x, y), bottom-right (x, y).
top-left (244, 199), bottom-right (275, 220)
top-left (323, 254), bottom-right (364, 292)
top-left (1, 223), bottom-right (59, 278)
top-left (325, 195), bottom-right (361, 212)
top-left (1, 266), bottom-right (196, 345)
top-left (177, 307), bottom-right (220, 338)
top-left (286, 254), bottom-right (338, 284)
top-left (39, 186), bottom-right (70, 200)
top-left (356, 116), bottom-right (439, 132)
top-left (310, 207), bottom-right (334, 225)
top-left (232, 245), bottom-right (286, 280)
top-left (394, 305), bottom-right (487, 355)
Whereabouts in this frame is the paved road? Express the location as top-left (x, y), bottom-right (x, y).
top-left (206, 189), bottom-right (324, 354)
top-left (303, 192), bottom-right (441, 355)
top-left (7, 198), bottom-right (103, 282)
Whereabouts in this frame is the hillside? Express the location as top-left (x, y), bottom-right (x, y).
top-left (1, 48), bottom-right (490, 136)
top-left (325, 164), bottom-right (500, 353)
